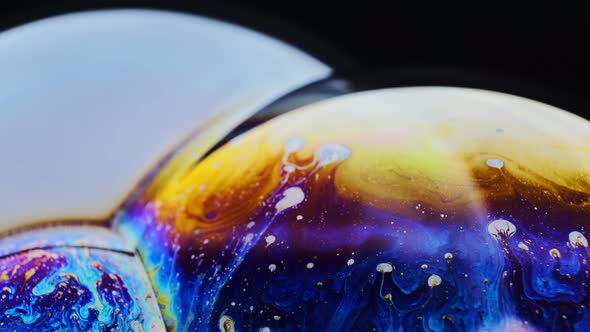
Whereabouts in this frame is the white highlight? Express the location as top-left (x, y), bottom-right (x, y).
top-left (486, 158), bottom-right (504, 169)
top-left (244, 233), bottom-right (254, 244)
top-left (428, 274), bottom-right (442, 288)
top-left (487, 219), bottom-right (517, 240)
top-left (275, 187), bottom-right (305, 212)
top-left (315, 144), bottom-right (351, 166)
top-left (569, 231), bottom-right (588, 248)
top-left (376, 263), bottom-right (393, 273)
top-left (265, 235), bottom-right (276, 247)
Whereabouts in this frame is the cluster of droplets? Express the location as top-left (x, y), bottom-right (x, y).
top-left (376, 259), bottom-right (443, 313)
top-left (280, 136), bottom-right (350, 185)
top-left (487, 218), bottom-right (589, 258)
top-left (211, 137), bottom-right (351, 331)
top-left (486, 218), bottom-right (590, 328)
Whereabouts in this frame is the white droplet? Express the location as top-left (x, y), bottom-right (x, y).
top-left (296, 215), bottom-right (303, 220)
top-left (315, 143), bottom-right (351, 166)
top-left (199, 184), bottom-right (207, 192)
top-left (284, 136), bottom-right (304, 153)
top-left (244, 233), bottom-right (254, 244)
top-left (487, 219), bottom-right (517, 240)
top-left (569, 231), bottom-right (588, 248)
top-left (273, 315), bottom-right (281, 321)
top-left (444, 253), bottom-right (453, 260)
top-left (246, 222), bottom-right (255, 229)
top-left (268, 264), bottom-right (276, 272)
top-left (212, 160), bottom-right (221, 168)
top-left (486, 158), bottom-right (504, 169)
top-left (275, 187), bottom-right (305, 212)
top-left (550, 248), bottom-right (561, 259)
top-left (428, 274), bottom-right (442, 288)
top-left (421, 264), bottom-right (428, 270)
top-left (284, 165), bottom-right (295, 173)
top-left (376, 263), bottom-right (393, 273)
top-left (260, 328), bottom-right (271, 332)
top-left (231, 302), bottom-right (236, 306)
top-left (518, 242), bottom-right (529, 252)
top-left (265, 235), bottom-right (276, 247)
top-left (306, 262), bottom-right (314, 269)
top-left (347, 259), bottom-right (355, 267)
top-left (218, 315), bottom-right (235, 332)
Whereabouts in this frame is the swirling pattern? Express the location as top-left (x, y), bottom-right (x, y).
top-left (115, 87), bottom-right (590, 331)
top-left (0, 226), bottom-right (164, 331)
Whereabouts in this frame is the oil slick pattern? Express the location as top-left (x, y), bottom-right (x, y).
top-left (2, 87), bottom-right (590, 332)
top-left (115, 88), bottom-right (590, 331)
top-left (0, 226), bottom-right (165, 331)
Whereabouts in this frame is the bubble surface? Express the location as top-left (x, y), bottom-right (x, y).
top-left (106, 87), bottom-right (590, 331)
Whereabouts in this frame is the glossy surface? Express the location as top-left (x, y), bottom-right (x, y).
top-left (0, 9), bottom-right (329, 231)
top-left (0, 226), bottom-right (164, 331)
top-left (116, 87), bottom-right (590, 331)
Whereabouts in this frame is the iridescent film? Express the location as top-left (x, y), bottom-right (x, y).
top-left (115, 87), bottom-right (590, 331)
top-left (0, 226), bottom-right (164, 331)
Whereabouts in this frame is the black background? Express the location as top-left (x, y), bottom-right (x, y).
top-left (2, 1), bottom-right (589, 118)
